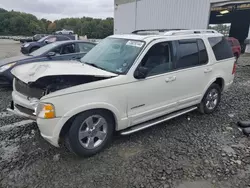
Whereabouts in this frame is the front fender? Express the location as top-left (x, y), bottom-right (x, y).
top-left (52, 102), bottom-right (128, 141)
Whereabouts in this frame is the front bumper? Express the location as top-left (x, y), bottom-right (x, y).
top-left (9, 91), bottom-right (37, 119)
top-left (8, 91), bottom-right (61, 147)
top-left (21, 47), bottom-right (29, 54)
top-left (7, 101), bottom-right (36, 120)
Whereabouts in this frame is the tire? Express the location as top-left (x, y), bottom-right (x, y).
top-left (69, 32), bottom-right (73, 35)
top-left (198, 83), bottom-right (221, 114)
top-left (29, 47), bottom-right (39, 53)
top-left (59, 32), bottom-right (62, 35)
top-left (65, 110), bottom-right (115, 157)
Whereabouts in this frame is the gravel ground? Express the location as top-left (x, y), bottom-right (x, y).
top-left (1, 40), bottom-right (250, 188)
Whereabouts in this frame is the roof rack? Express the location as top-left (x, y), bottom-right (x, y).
top-left (131, 29), bottom-right (218, 36)
top-left (164, 29), bottom-right (218, 36)
top-left (132, 29), bottom-right (186, 35)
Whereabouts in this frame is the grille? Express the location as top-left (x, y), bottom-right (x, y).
top-left (15, 104), bottom-right (35, 117)
top-left (15, 78), bottom-right (44, 99)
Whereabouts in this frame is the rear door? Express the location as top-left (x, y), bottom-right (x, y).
top-left (172, 38), bottom-right (212, 110)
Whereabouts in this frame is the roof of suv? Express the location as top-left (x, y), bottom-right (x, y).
top-left (109, 29), bottom-right (224, 43)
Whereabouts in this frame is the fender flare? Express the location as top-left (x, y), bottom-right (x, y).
top-left (52, 102), bottom-right (121, 140)
top-left (201, 76), bottom-right (224, 101)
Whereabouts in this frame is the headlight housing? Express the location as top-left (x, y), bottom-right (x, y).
top-left (36, 103), bottom-right (56, 119)
top-left (24, 43), bottom-right (30, 47)
top-left (0, 62), bottom-right (16, 72)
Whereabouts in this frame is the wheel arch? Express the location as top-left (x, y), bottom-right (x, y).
top-left (55, 103), bottom-right (121, 142)
top-left (201, 77), bottom-right (225, 100)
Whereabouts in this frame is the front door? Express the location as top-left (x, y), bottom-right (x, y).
top-left (127, 41), bottom-right (179, 126)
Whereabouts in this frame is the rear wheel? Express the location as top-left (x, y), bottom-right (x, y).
top-left (65, 110), bottom-right (115, 157)
top-left (198, 83), bottom-right (221, 114)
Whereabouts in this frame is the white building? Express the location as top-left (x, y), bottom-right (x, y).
top-left (114, 0), bottom-right (250, 51)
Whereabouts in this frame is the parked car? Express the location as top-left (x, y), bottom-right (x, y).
top-left (21, 35), bottom-right (73, 54)
top-left (55, 29), bottom-right (74, 35)
top-left (227, 37), bottom-right (241, 59)
top-left (9, 29), bottom-right (236, 157)
top-left (0, 40), bottom-right (96, 86)
top-left (20, 34), bottom-right (48, 44)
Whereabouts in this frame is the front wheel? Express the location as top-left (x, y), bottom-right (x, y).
top-left (65, 110), bottom-right (115, 157)
top-left (198, 83), bottom-right (221, 114)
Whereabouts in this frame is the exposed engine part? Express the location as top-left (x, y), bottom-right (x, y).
top-left (15, 75), bottom-right (112, 99)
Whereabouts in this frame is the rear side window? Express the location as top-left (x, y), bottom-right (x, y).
top-left (208, 37), bottom-right (233, 61)
top-left (197, 39), bottom-right (208, 65)
top-left (175, 39), bottom-right (208, 70)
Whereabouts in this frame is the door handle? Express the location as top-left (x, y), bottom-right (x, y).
top-left (204, 68), bottom-right (212, 73)
top-left (165, 76), bottom-right (176, 83)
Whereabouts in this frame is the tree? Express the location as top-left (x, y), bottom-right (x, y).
top-left (0, 7), bottom-right (114, 38)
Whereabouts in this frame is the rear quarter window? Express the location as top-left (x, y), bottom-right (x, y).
top-left (208, 37), bottom-right (233, 61)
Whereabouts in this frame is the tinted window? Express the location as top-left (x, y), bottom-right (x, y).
top-left (77, 43), bottom-right (95, 53)
top-left (140, 42), bottom-right (172, 77)
top-left (61, 43), bottom-right (76, 54)
top-left (197, 39), bottom-right (208, 64)
top-left (176, 40), bottom-right (199, 69)
top-left (208, 37), bottom-right (233, 61)
top-left (57, 36), bottom-right (70, 41)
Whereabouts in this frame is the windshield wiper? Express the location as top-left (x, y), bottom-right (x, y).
top-left (83, 62), bottom-right (107, 71)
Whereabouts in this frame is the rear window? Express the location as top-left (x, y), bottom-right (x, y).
top-left (175, 39), bottom-right (208, 70)
top-left (208, 37), bottom-right (233, 61)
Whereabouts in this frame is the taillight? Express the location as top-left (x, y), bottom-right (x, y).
top-left (232, 61), bottom-right (236, 74)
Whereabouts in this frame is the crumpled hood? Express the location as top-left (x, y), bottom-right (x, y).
top-left (11, 61), bottom-right (118, 84)
top-left (0, 55), bottom-right (29, 66)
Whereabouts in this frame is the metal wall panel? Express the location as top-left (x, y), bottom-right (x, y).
top-left (114, 2), bottom-right (136, 34)
top-left (136, 0), bottom-right (211, 30)
top-left (114, 0), bottom-right (229, 34)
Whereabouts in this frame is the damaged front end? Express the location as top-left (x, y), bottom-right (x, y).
top-left (8, 74), bottom-right (112, 119)
top-left (15, 75), bottom-right (110, 99)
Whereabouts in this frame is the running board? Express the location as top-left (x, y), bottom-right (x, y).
top-left (120, 106), bottom-right (197, 135)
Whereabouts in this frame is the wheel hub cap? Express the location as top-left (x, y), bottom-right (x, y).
top-left (78, 115), bottom-right (108, 149)
top-left (205, 89), bottom-right (219, 110)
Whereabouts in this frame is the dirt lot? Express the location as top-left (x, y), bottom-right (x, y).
top-left (1, 39), bottom-right (250, 188)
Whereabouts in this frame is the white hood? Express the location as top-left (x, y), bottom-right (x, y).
top-left (11, 61), bottom-right (118, 83)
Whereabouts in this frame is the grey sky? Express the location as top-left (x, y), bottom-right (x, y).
top-left (0, 0), bottom-right (114, 20)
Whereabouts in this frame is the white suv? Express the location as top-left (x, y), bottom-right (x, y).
top-left (9, 29), bottom-right (236, 157)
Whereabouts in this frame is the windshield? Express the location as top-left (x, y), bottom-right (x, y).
top-left (37, 36), bottom-right (49, 42)
top-left (29, 42), bottom-right (58, 56)
top-left (80, 38), bottom-right (145, 74)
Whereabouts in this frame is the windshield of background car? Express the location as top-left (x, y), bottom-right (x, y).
top-left (80, 38), bottom-right (145, 74)
top-left (37, 36), bottom-right (49, 42)
top-left (29, 42), bottom-right (58, 56)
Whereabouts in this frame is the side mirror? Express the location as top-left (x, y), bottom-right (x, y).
top-left (47, 51), bottom-right (56, 57)
top-left (134, 66), bottom-right (148, 79)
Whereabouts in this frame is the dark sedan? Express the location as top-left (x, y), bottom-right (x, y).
top-left (21, 35), bottom-right (75, 54)
top-left (0, 40), bottom-right (96, 86)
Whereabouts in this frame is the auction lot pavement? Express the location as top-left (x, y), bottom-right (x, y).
top-left (1, 40), bottom-right (250, 188)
